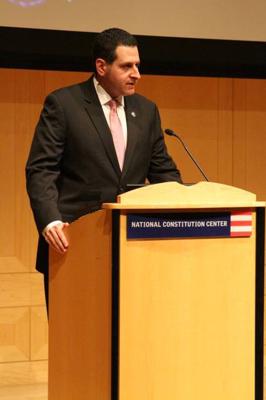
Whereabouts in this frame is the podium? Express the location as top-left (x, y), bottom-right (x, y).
top-left (49, 182), bottom-right (265, 400)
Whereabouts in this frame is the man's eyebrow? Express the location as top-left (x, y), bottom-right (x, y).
top-left (120, 61), bottom-right (140, 66)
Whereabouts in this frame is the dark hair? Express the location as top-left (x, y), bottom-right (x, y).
top-left (92, 28), bottom-right (138, 70)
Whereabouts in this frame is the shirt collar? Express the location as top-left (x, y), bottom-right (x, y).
top-left (93, 76), bottom-right (124, 107)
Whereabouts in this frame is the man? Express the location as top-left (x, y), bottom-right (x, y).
top-left (26, 28), bottom-right (182, 298)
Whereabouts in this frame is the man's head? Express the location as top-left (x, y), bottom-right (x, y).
top-left (92, 28), bottom-right (141, 98)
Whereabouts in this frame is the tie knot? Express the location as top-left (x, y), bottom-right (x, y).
top-left (108, 99), bottom-right (119, 111)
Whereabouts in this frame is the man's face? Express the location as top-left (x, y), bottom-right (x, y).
top-left (96, 45), bottom-right (141, 98)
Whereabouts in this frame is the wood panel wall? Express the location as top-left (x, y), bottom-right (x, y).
top-left (0, 69), bottom-right (265, 393)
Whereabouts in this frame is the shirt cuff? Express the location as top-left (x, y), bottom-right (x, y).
top-left (42, 220), bottom-right (63, 236)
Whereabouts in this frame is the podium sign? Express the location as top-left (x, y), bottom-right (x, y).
top-left (127, 210), bottom-right (252, 238)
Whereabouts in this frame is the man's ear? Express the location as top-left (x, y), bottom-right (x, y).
top-left (95, 58), bottom-right (107, 77)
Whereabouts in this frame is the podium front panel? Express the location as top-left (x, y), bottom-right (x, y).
top-left (115, 207), bottom-right (263, 400)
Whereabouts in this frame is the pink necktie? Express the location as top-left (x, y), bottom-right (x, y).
top-left (108, 99), bottom-right (125, 170)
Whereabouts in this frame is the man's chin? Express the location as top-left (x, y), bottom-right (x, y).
top-left (124, 87), bottom-right (136, 96)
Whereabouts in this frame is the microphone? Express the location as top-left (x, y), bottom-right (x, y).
top-left (165, 128), bottom-right (209, 181)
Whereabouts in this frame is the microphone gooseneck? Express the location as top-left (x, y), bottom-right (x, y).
top-left (164, 128), bottom-right (209, 181)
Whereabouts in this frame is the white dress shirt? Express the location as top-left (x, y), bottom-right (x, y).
top-left (93, 76), bottom-right (127, 145)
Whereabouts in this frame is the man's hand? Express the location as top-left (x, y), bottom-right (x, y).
top-left (44, 222), bottom-right (69, 254)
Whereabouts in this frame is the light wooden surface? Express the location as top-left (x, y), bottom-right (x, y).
top-left (112, 183), bottom-right (259, 399)
top-left (49, 210), bottom-right (112, 400)
top-left (0, 69), bottom-right (49, 389)
top-left (0, 361), bottom-right (48, 386)
top-left (119, 210), bottom-right (256, 400)
top-left (104, 181), bottom-right (265, 209)
top-left (48, 182), bottom-right (259, 399)
top-left (0, 383), bottom-right (47, 400)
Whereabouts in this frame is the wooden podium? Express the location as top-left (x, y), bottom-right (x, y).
top-left (49, 182), bottom-right (265, 400)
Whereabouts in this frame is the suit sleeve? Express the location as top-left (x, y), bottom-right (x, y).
top-left (147, 105), bottom-right (183, 184)
top-left (25, 93), bottom-right (66, 233)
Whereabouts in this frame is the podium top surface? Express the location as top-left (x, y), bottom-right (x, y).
top-left (103, 182), bottom-right (265, 210)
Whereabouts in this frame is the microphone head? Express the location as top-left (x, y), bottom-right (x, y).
top-left (165, 128), bottom-right (176, 137)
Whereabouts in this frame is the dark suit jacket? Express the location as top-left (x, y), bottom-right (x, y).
top-left (26, 77), bottom-right (182, 273)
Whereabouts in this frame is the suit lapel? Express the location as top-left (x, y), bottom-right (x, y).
top-left (123, 96), bottom-right (140, 176)
top-left (80, 78), bottom-right (121, 176)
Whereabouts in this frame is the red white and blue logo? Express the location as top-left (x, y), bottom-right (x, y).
top-left (230, 211), bottom-right (252, 237)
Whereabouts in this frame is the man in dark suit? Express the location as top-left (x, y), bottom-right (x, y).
top-left (26, 28), bottom-right (182, 297)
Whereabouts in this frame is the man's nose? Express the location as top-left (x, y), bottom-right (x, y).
top-left (131, 66), bottom-right (141, 79)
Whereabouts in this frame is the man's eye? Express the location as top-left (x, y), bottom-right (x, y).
top-left (121, 64), bottom-right (140, 71)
